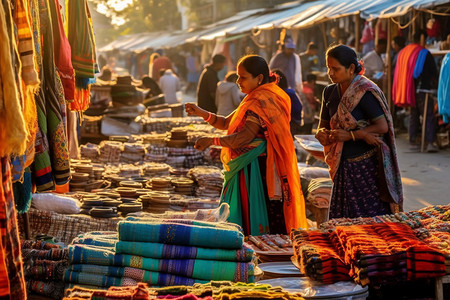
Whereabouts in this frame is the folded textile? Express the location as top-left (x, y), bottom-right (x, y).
top-left (69, 245), bottom-right (254, 282)
top-left (335, 223), bottom-right (446, 284)
top-left (72, 232), bottom-right (118, 248)
top-left (115, 241), bottom-right (253, 262)
top-left (291, 229), bottom-right (351, 284)
top-left (63, 270), bottom-right (137, 287)
top-left (118, 220), bottom-right (243, 249)
top-left (67, 264), bottom-right (208, 287)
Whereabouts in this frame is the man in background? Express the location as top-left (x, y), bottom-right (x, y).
top-left (197, 54), bottom-right (226, 113)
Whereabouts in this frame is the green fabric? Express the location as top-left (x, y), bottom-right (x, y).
top-left (220, 141), bottom-right (269, 236)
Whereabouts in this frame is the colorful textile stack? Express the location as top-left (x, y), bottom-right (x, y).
top-left (21, 240), bottom-right (68, 299)
top-left (291, 222), bottom-right (447, 286)
top-left (187, 166), bottom-right (224, 198)
top-left (291, 229), bottom-right (351, 284)
top-left (306, 178), bottom-right (332, 208)
top-left (63, 281), bottom-right (305, 300)
top-left (64, 218), bottom-right (255, 288)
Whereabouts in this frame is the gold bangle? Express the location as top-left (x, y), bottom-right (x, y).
top-left (350, 131), bottom-right (356, 142)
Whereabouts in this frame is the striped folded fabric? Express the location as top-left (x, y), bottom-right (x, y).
top-left (115, 240), bottom-right (253, 262)
top-left (63, 269), bottom-right (136, 287)
top-left (291, 229), bottom-right (351, 284)
top-left (334, 222), bottom-right (446, 284)
top-left (68, 245), bottom-right (254, 282)
top-left (66, 264), bottom-right (208, 287)
top-left (118, 219), bottom-right (243, 249)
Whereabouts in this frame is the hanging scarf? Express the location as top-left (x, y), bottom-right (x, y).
top-left (324, 75), bottom-right (403, 207)
top-left (66, 0), bottom-right (97, 111)
top-left (0, 1), bottom-right (27, 157)
top-left (392, 43), bottom-right (422, 107)
top-left (32, 0), bottom-right (70, 190)
top-left (49, 0), bottom-right (74, 101)
top-left (221, 82), bottom-right (307, 232)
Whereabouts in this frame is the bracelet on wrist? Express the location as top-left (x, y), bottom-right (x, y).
top-left (350, 131), bottom-right (356, 142)
top-left (204, 113), bottom-right (212, 122)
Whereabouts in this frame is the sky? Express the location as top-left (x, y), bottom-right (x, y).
top-left (96, 0), bottom-right (133, 26)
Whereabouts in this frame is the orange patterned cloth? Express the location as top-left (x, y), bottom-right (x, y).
top-left (222, 82), bottom-right (307, 232)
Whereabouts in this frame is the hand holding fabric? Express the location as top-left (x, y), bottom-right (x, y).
top-left (315, 128), bottom-right (332, 145)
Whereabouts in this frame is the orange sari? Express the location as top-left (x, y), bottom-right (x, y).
top-left (221, 82), bottom-right (307, 232)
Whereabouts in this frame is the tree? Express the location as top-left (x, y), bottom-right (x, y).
top-left (88, 0), bottom-right (182, 35)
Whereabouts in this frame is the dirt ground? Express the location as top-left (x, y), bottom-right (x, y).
top-left (395, 132), bottom-right (450, 212)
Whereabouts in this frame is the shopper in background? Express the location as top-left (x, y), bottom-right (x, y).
top-left (272, 69), bottom-right (302, 137)
top-left (151, 50), bottom-right (173, 82)
top-left (185, 54), bottom-right (307, 235)
top-left (215, 71), bottom-right (243, 116)
top-left (269, 37), bottom-right (302, 91)
top-left (197, 54), bottom-right (226, 113)
top-left (159, 69), bottom-right (181, 104)
top-left (299, 42), bottom-right (319, 79)
top-left (316, 44), bottom-right (403, 219)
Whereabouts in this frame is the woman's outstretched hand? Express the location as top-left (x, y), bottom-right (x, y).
top-left (194, 137), bottom-right (213, 151)
top-left (185, 102), bottom-right (204, 118)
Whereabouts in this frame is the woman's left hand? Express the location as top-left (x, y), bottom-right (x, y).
top-left (361, 132), bottom-right (383, 146)
top-left (194, 137), bottom-right (213, 151)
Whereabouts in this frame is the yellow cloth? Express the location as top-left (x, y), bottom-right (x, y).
top-left (221, 82), bottom-right (307, 232)
top-left (0, 4), bottom-right (27, 156)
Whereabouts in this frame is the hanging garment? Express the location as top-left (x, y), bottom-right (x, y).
top-left (0, 157), bottom-right (27, 299)
top-left (66, 0), bottom-right (97, 111)
top-left (392, 43), bottom-right (422, 107)
top-left (437, 53), bottom-right (450, 123)
top-left (0, 1), bottom-right (28, 157)
top-left (48, 0), bottom-right (75, 101)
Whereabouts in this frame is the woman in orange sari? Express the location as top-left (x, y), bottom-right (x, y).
top-left (185, 55), bottom-right (307, 235)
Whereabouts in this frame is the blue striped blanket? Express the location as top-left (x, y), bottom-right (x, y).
top-left (69, 245), bottom-right (254, 282)
top-left (118, 220), bottom-right (243, 249)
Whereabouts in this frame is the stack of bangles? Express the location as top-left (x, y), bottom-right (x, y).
top-left (213, 137), bottom-right (221, 146)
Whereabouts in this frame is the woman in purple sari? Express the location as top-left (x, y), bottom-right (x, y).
top-left (316, 45), bottom-right (403, 219)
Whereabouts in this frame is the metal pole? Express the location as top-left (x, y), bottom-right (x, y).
top-left (421, 93), bottom-right (429, 153)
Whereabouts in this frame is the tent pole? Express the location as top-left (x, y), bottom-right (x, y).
top-left (355, 14), bottom-right (360, 54)
top-left (386, 17), bottom-right (392, 111)
top-left (320, 23), bottom-right (328, 49)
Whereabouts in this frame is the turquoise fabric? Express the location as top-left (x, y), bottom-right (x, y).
top-left (66, 264), bottom-right (209, 287)
top-left (115, 240), bottom-right (253, 262)
top-left (118, 220), bottom-right (243, 249)
top-left (220, 141), bottom-right (269, 236)
top-left (68, 245), bottom-right (254, 282)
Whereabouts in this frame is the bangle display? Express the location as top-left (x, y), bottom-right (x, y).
top-left (350, 131), bottom-right (356, 142)
top-left (204, 113), bottom-right (212, 122)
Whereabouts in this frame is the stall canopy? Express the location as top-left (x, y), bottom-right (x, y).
top-left (266, 0), bottom-right (450, 29)
top-left (100, 0), bottom-right (450, 52)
